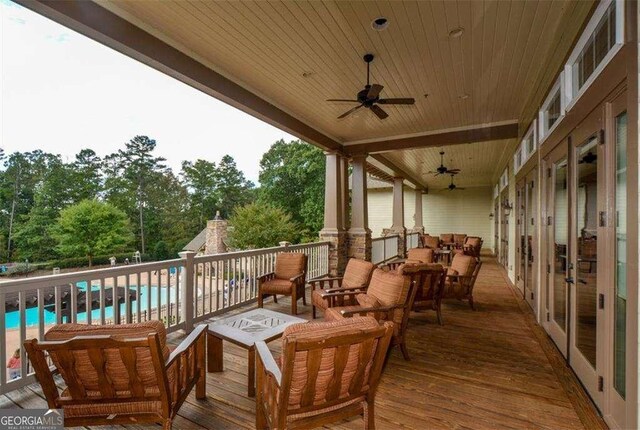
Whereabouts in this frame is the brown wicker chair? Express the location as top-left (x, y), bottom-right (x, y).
top-left (443, 253), bottom-right (482, 310)
top-left (258, 252), bottom-right (308, 315)
top-left (421, 234), bottom-right (441, 250)
top-left (24, 321), bottom-right (206, 430)
top-left (255, 317), bottom-right (393, 429)
top-left (440, 233), bottom-right (454, 248)
top-left (309, 258), bottom-right (375, 319)
top-left (453, 234), bottom-right (467, 249)
top-left (463, 236), bottom-right (483, 259)
top-left (323, 266), bottom-right (418, 360)
top-left (412, 263), bottom-right (447, 325)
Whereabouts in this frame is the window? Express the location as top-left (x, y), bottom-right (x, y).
top-left (500, 168), bottom-right (509, 191)
top-left (567, 0), bottom-right (623, 104)
top-left (539, 76), bottom-right (564, 141)
top-left (514, 148), bottom-right (522, 172)
top-left (516, 122), bottom-right (537, 173)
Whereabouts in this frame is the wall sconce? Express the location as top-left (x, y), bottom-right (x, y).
top-left (502, 200), bottom-right (513, 216)
top-left (489, 212), bottom-right (494, 219)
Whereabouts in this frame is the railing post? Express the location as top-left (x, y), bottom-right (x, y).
top-left (179, 251), bottom-right (196, 333)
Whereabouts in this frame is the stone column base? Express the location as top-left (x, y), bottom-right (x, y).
top-left (319, 229), bottom-right (348, 276)
top-left (348, 228), bottom-right (372, 262)
top-left (387, 227), bottom-right (407, 258)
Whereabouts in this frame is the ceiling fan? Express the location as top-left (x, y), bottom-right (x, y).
top-left (327, 53), bottom-right (415, 120)
top-left (442, 174), bottom-right (466, 192)
top-left (428, 151), bottom-right (461, 176)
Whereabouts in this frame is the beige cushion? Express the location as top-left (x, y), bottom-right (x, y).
top-left (450, 254), bottom-right (476, 277)
top-left (342, 259), bottom-right (375, 289)
top-left (356, 293), bottom-right (380, 308)
top-left (261, 278), bottom-right (294, 294)
top-left (274, 252), bottom-right (305, 280)
top-left (407, 248), bottom-right (434, 263)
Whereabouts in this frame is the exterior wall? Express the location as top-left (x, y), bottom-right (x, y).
top-left (367, 186), bottom-right (494, 250)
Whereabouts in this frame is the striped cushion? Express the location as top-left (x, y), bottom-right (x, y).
top-left (453, 234), bottom-right (467, 245)
top-left (342, 259), bottom-right (375, 289)
top-left (45, 321), bottom-right (169, 395)
top-left (261, 278), bottom-right (294, 294)
top-left (364, 269), bottom-right (411, 327)
top-left (356, 293), bottom-right (379, 308)
top-left (450, 254), bottom-right (476, 277)
top-left (274, 252), bottom-right (305, 280)
top-left (440, 233), bottom-right (453, 243)
top-left (281, 317), bottom-right (380, 409)
top-left (422, 235), bottom-right (440, 249)
top-left (407, 248), bottom-right (434, 263)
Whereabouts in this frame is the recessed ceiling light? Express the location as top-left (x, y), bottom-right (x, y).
top-left (372, 17), bottom-right (389, 31)
top-left (449, 27), bottom-right (464, 38)
top-left (458, 94), bottom-right (470, 100)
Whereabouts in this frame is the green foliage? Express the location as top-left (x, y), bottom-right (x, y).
top-left (216, 155), bottom-right (255, 218)
top-left (228, 202), bottom-right (299, 250)
top-left (258, 139), bottom-right (325, 238)
top-left (52, 200), bottom-right (134, 266)
top-left (153, 240), bottom-right (171, 261)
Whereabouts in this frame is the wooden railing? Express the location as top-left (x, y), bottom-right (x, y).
top-left (0, 241), bottom-right (329, 395)
top-left (371, 235), bottom-right (400, 265)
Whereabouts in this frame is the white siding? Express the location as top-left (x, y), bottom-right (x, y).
top-left (366, 186), bottom-right (494, 250)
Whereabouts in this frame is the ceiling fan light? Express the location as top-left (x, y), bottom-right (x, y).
top-left (372, 17), bottom-right (389, 31)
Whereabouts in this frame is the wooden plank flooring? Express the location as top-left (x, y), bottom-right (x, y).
top-left (0, 258), bottom-right (606, 429)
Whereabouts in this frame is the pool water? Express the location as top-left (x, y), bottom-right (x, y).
top-left (5, 284), bottom-right (175, 330)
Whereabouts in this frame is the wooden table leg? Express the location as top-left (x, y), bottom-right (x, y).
top-left (207, 332), bottom-right (223, 373)
top-left (248, 346), bottom-right (255, 397)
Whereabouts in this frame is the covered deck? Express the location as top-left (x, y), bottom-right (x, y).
top-left (1, 258), bottom-right (604, 429)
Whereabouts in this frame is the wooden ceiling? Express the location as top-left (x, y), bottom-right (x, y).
top-left (97, 0), bottom-right (593, 146)
top-left (384, 139), bottom-right (518, 189)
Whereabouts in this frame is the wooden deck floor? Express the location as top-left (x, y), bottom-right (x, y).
top-left (1, 258), bottom-right (606, 429)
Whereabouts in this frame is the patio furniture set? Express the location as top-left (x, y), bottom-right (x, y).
top-left (23, 241), bottom-right (482, 429)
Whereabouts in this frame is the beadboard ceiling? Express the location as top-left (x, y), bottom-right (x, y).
top-left (96, 0), bottom-right (593, 146)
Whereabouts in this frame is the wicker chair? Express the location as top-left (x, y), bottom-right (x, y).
top-left (453, 234), bottom-right (467, 249)
top-left (323, 266), bottom-right (418, 360)
top-left (443, 253), bottom-right (482, 310)
top-left (411, 263), bottom-right (447, 325)
top-left (309, 258), bottom-right (375, 319)
top-left (24, 321), bottom-right (206, 430)
top-left (463, 236), bottom-right (483, 259)
top-left (440, 233), bottom-right (454, 248)
top-left (255, 317), bottom-right (393, 429)
top-left (258, 252), bottom-right (308, 315)
top-left (421, 234), bottom-right (441, 250)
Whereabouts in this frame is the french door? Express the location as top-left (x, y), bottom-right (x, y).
top-left (524, 170), bottom-right (537, 313)
top-left (568, 107), bottom-right (604, 408)
top-left (516, 183), bottom-right (526, 296)
top-left (544, 143), bottom-right (569, 357)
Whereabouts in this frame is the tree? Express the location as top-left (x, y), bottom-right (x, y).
top-left (216, 155), bottom-right (254, 218)
top-left (227, 202), bottom-right (299, 250)
top-left (258, 139), bottom-right (325, 239)
top-left (104, 136), bottom-right (167, 254)
top-left (71, 149), bottom-right (102, 201)
top-left (52, 200), bottom-right (133, 266)
top-left (181, 159), bottom-right (220, 227)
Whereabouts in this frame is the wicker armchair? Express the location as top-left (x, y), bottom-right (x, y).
top-left (309, 258), bottom-right (375, 319)
top-left (412, 263), bottom-right (447, 325)
top-left (453, 234), bottom-right (467, 249)
top-left (258, 252), bottom-right (308, 315)
top-left (421, 234), bottom-right (441, 250)
top-left (255, 317), bottom-right (393, 429)
top-left (463, 236), bottom-right (483, 259)
top-left (443, 253), bottom-right (482, 310)
top-left (323, 266), bottom-right (418, 360)
top-left (24, 321), bottom-right (206, 430)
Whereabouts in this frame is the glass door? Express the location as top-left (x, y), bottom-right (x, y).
top-left (525, 171), bottom-right (537, 313)
top-left (500, 190), bottom-right (509, 268)
top-left (544, 142), bottom-right (569, 357)
top-left (494, 199), bottom-right (499, 256)
top-left (568, 109), bottom-right (603, 409)
top-left (516, 183), bottom-right (526, 296)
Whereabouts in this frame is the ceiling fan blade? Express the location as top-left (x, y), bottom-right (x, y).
top-left (367, 84), bottom-right (384, 99)
top-left (378, 98), bottom-right (415, 105)
top-left (446, 169), bottom-right (461, 174)
top-left (457, 187), bottom-right (467, 190)
top-left (370, 104), bottom-right (389, 120)
top-left (327, 99), bottom-right (360, 103)
top-left (338, 104), bottom-right (363, 119)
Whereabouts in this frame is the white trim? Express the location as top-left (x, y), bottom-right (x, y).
top-left (499, 168), bottom-right (509, 191)
top-left (515, 121), bottom-right (537, 174)
top-left (341, 119), bottom-right (519, 146)
top-left (538, 76), bottom-right (564, 141)
top-left (565, 0), bottom-right (624, 110)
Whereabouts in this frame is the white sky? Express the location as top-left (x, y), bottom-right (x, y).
top-left (0, 0), bottom-right (295, 183)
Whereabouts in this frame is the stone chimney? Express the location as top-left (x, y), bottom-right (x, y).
top-left (205, 211), bottom-right (228, 255)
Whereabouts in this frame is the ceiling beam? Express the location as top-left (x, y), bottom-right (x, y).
top-left (345, 123), bottom-right (519, 155)
top-left (16, 0), bottom-right (343, 153)
top-left (369, 154), bottom-right (428, 191)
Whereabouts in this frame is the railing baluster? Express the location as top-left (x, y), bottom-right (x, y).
top-left (86, 279), bottom-right (92, 325)
top-left (112, 276), bottom-right (119, 325)
top-left (18, 292), bottom-right (26, 380)
top-left (0, 291), bottom-right (6, 389)
top-left (99, 278), bottom-right (105, 325)
top-left (70, 282), bottom-right (77, 324)
top-left (136, 272), bottom-right (142, 323)
top-left (125, 274), bottom-right (131, 324)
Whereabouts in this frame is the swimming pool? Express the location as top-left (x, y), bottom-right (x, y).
top-left (4, 284), bottom-right (175, 330)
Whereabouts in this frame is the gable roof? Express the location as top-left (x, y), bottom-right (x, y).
top-left (182, 228), bottom-right (206, 252)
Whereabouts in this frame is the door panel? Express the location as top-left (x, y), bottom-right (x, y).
top-left (525, 174), bottom-right (537, 312)
top-left (516, 183), bottom-right (526, 295)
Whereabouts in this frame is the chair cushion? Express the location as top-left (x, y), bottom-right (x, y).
top-left (275, 252), bottom-right (305, 280)
top-left (407, 248), bottom-right (434, 263)
top-left (453, 234), bottom-right (467, 245)
top-left (281, 317), bottom-right (381, 409)
top-left (440, 234), bottom-right (453, 243)
top-left (261, 278), bottom-right (295, 294)
top-left (450, 254), bottom-right (476, 277)
top-left (45, 321), bottom-right (169, 395)
top-left (342, 259), bottom-right (375, 289)
top-left (312, 288), bottom-right (358, 311)
top-left (466, 237), bottom-right (481, 248)
top-left (422, 235), bottom-right (440, 249)
top-left (356, 293), bottom-right (379, 308)
top-left (366, 269), bottom-right (410, 308)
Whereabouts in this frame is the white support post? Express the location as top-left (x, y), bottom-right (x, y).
top-left (179, 251), bottom-right (196, 333)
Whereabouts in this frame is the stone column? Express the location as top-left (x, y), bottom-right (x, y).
top-left (388, 177), bottom-right (407, 257)
top-left (348, 154), bottom-right (372, 261)
top-left (319, 152), bottom-right (348, 275)
top-left (411, 189), bottom-right (425, 234)
top-left (205, 211), bottom-right (228, 255)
